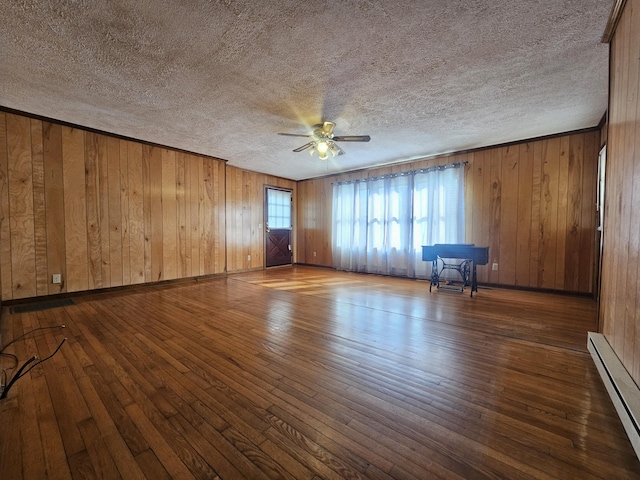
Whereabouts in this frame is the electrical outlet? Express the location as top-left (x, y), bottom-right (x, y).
top-left (52, 273), bottom-right (62, 284)
top-left (492, 263), bottom-right (498, 271)
top-left (247, 254), bottom-right (251, 261)
top-left (313, 251), bottom-right (317, 257)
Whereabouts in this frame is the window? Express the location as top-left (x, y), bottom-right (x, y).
top-left (266, 188), bottom-right (292, 229)
top-left (332, 163), bottom-right (465, 278)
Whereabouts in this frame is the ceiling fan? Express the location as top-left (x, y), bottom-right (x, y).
top-left (278, 121), bottom-right (371, 160)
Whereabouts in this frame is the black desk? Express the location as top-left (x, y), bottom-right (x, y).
top-left (422, 244), bottom-right (489, 297)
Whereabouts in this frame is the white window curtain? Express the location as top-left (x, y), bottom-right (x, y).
top-left (412, 165), bottom-right (465, 279)
top-left (332, 163), bottom-right (465, 279)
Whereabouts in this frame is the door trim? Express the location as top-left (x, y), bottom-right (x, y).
top-left (264, 186), bottom-right (294, 268)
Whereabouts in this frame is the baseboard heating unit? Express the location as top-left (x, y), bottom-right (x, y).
top-left (588, 332), bottom-right (640, 459)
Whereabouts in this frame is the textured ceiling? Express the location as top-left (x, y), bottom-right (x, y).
top-left (1, 1), bottom-right (613, 180)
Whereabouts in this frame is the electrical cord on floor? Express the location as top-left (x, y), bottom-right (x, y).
top-left (0, 325), bottom-right (66, 354)
top-left (0, 325), bottom-right (66, 400)
top-left (0, 337), bottom-right (66, 400)
top-left (1, 352), bottom-right (18, 365)
top-left (0, 352), bottom-right (18, 393)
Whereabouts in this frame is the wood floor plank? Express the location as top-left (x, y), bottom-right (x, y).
top-left (77, 417), bottom-right (123, 480)
top-left (31, 365), bottom-right (73, 479)
top-left (6, 311), bottom-right (49, 479)
top-left (168, 413), bottom-right (251, 480)
top-left (125, 403), bottom-right (196, 480)
top-left (264, 423), bottom-right (368, 480)
top-left (267, 404), bottom-right (378, 474)
top-left (75, 374), bottom-right (147, 480)
top-left (258, 438), bottom-right (317, 480)
top-left (268, 385), bottom-right (395, 472)
top-left (83, 364), bottom-right (150, 456)
top-left (1, 266), bottom-right (639, 479)
top-left (67, 449), bottom-right (97, 480)
top-left (18, 366), bottom-right (47, 479)
top-left (133, 449), bottom-right (172, 480)
top-left (0, 398), bottom-right (23, 479)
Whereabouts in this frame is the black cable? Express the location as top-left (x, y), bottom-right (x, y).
top-left (0, 325), bottom-right (65, 354)
top-left (0, 351), bottom-right (18, 365)
top-left (0, 352), bottom-right (18, 392)
top-left (18, 338), bottom-right (67, 379)
top-left (1, 356), bottom-right (36, 400)
top-left (0, 338), bottom-right (67, 400)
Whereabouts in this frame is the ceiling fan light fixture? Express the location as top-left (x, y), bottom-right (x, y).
top-left (315, 140), bottom-right (332, 160)
top-left (316, 140), bottom-right (329, 155)
top-left (279, 121), bottom-right (369, 161)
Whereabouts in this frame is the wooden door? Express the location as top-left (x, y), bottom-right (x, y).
top-left (265, 187), bottom-right (293, 267)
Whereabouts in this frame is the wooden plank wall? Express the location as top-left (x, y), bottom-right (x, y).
top-left (0, 112), bottom-right (226, 300)
top-left (225, 165), bottom-right (297, 272)
top-left (297, 131), bottom-right (599, 293)
top-left (600, 0), bottom-right (640, 384)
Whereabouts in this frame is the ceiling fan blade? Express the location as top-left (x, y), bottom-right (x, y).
top-left (293, 141), bottom-right (316, 152)
top-left (322, 121), bottom-right (336, 136)
top-left (333, 135), bottom-right (371, 142)
top-left (278, 132), bottom-right (314, 138)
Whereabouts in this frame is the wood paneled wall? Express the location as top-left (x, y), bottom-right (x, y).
top-left (467, 134), bottom-right (598, 291)
top-left (297, 131), bottom-right (599, 293)
top-left (225, 165), bottom-right (296, 272)
top-left (297, 176), bottom-right (333, 267)
top-left (0, 112), bottom-right (226, 300)
top-left (600, 0), bottom-right (640, 383)
top-left (0, 108), bottom-right (599, 300)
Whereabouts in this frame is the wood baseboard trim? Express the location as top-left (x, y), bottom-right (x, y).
top-left (588, 332), bottom-right (640, 459)
top-left (1, 273), bottom-right (228, 307)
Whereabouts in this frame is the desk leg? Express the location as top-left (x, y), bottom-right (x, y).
top-left (471, 262), bottom-right (478, 297)
top-left (430, 259), bottom-right (439, 292)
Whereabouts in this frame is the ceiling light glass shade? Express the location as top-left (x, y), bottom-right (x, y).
top-left (328, 142), bottom-right (341, 157)
top-left (308, 140), bottom-right (335, 161)
top-left (308, 140), bottom-right (331, 160)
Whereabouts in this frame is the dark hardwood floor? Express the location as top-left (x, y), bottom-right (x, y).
top-left (1, 266), bottom-right (638, 479)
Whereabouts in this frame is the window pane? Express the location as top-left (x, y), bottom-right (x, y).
top-left (267, 188), bottom-right (291, 229)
